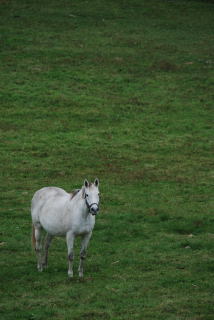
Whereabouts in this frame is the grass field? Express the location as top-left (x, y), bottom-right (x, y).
top-left (0, 0), bottom-right (214, 319)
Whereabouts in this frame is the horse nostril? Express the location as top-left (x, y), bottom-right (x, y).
top-left (91, 205), bottom-right (98, 214)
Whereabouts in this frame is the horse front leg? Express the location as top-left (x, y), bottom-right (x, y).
top-left (66, 231), bottom-right (75, 278)
top-left (78, 232), bottom-right (92, 278)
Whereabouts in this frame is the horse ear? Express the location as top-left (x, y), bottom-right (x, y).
top-left (84, 179), bottom-right (89, 188)
top-left (94, 178), bottom-right (99, 187)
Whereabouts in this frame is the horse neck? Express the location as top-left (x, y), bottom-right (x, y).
top-left (72, 188), bottom-right (89, 219)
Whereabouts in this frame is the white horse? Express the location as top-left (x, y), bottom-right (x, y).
top-left (31, 178), bottom-right (100, 277)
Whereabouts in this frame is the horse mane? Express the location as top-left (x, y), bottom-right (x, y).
top-left (70, 189), bottom-right (80, 199)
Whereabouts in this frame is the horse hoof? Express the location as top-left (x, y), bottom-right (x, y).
top-left (37, 266), bottom-right (43, 272)
top-left (68, 271), bottom-right (73, 278)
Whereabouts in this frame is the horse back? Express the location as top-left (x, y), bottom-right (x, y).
top-left (31, 187), bottom-right (69, 222)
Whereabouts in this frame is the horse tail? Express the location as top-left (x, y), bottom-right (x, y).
top-left (32, 224), bottom-right (36, 250)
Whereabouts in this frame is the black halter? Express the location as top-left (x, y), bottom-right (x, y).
top-left (85, 199), bottom-right (99, 213)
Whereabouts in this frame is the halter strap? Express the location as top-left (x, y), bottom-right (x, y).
top-left (85, 199), bottom-right (99, 212)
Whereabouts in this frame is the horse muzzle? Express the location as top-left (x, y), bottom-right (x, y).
top-left (89, 203), bottom-right (99, 215)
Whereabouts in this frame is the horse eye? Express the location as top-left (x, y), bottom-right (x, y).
top-left (86, 194), bottom-right (89, 197)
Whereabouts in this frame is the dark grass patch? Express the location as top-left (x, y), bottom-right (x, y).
top-left (150, 60), bottom-right (179, 72)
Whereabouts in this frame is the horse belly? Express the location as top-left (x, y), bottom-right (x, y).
top-left (34, 195), bottom-right (70, 236)
top-left (40, 209), bottom-right (68, 235)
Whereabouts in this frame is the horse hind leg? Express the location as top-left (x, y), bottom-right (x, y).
top-left (42, 233), bottom-right (53, 268)
top-left (33, 224), bottom-right (43, 272)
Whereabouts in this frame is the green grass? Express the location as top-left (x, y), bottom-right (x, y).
top-left (0, 0), bottom-right (214, 319)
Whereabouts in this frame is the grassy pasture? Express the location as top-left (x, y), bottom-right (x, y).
top-left (0, 0), bottom-right (214, 319)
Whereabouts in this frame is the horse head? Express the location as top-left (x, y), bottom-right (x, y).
top-left (83, 178), bottom-right (100, 215)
